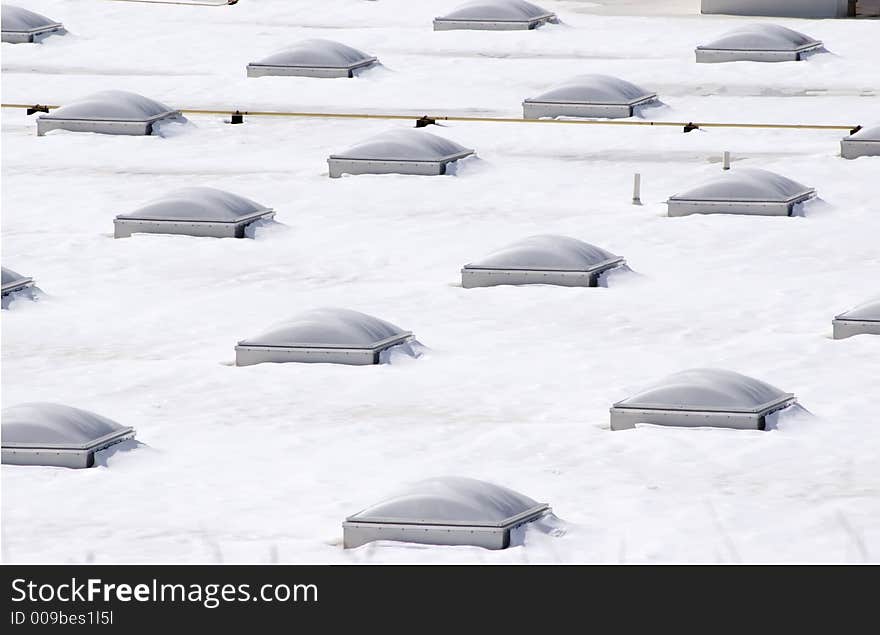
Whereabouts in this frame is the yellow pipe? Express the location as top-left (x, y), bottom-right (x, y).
top-left (0, 103), bottom-right (857, 131)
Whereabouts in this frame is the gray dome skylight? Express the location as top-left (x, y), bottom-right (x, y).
top-left (328, 129), bottom-right (474, 177)
top-left (434, 0), bottom-right (557, 30)
top-left (465, 235), bottom-right (620, 271)
top-left (700, 24), bottom-right (820, 51)
top-left (236, 308), bottom-right (416, 366)
top-left (114, 187), bottom-right (275, 239)
top-left (118, 188), bottom-right (270, 223)
top-left (841, 125), bottom-right (880, 160)
top-left (343, 477), bottom-right (551, 550)
top-left (523, 75), bottom-right (658, 119)
top-left (1, 402), bottom-right (136, 468)
top-left (833, 297), bottom-right (880, 339)
top-left (1, 5), bottom-right (64, 42)
top-left (248, 39), bottom-right (378, 78)
top-left (37, 91), bottom-right (184, 137)
top-left (610, 368), bottom-right (797, 431)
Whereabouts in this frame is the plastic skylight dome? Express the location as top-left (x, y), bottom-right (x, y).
top-left (523, 74), bottom-right (658, 119)
top-left (37, 91), bottom-right (184, 137)
top-left (671, 169), bottom-right (814, 202)
top-left (118, 188), bottom-right (270, 223)
top-left (46, 91), bottom-right (176, 121)
top-left (1, 402), bottom-right (135, 468)
top-left (610, 368), bottom-right (797, 431)
top-left (434, 0), bottom-right (557, 30)
top-left (528, 75), bottom-right (655, 105)
top-left (837, 298), bottom-right (880, 322)
top-left (331, 130), bottom-right (472, 163)
top-left (461, 235), bottom-right (626, 288)
top-left (700, 24), bottom-right (820, 51)
top-left (439, 0), bottom-right (554, 22)
top-left (248, 39), bottom-right (378, 78)
top-left (465, 236), bottom-right (620, 271)
top-left (841, 125), bottom-right (880, 159)
top-left (235, 308), bottom-right (417, 366)
top-left (667, 168), bottom-right (816, 217)
top-left (343, 477), bottom-right (551, 549)
top-left (1, 5), bottom-right (64, 42)
top-left (1, 266), bottom-right (30, 290)
top-left (253, 39), bottom-right (375, 69)
top-left (327, 129), bottom-right (474, 177)
top-left (616, 369), bottom-right (791, 413)
top-left (833, 297), bottom-right (880, 339)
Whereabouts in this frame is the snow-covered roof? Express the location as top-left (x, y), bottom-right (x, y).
top-left (117, 187), bottom-right (271, 223)
top-left (614, 368), bottom-right (793, 413)
top-left (347, 477), bottom-right (548, 526)
top-left (669, 168), bottom-right (814, 202)
top-left (437, 0), bottom-right (555, 22)
top-left (1, 402), bottom-right (131, 448)
top-left (465, 235), bottom-right (621, 271)
top-left (1, 5), bottom-right (61, 32)
top-left (329, 129), bottom-right (474, 162)
top-left (1, 266), bottom-right (30, 289)
top-left (251, 39), bottom-right (376, 68)
top-left (698, 24), bottom-right (821, 52)
top-left (847, 125), bottom-right (880, 142)
top-left (239, 308), bottom-right (411, 350)
top-left (525, 74), bottom-right (656, 105)
top-left (42, 91), bottom-right (178, 122)
top-left (836, 298), bottom-right (880, 322)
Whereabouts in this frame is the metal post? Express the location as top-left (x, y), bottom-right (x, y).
top-left (632, 173), bottom-right (642, 205)
top-left (723, 151), bottom-right (730, 170)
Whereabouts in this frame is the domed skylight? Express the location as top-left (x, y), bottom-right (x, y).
top-left (462, 235), bottom-right (625, 288)
top-left (833, 297), bottom-right (880, 339)
top-left (236, 308), bottom-right (416, 366)
top-left (667, 168), bottom-right (816, 217)
top-left (610, 368), bottom-right (797, 430)
top-left (37, 91), bottom-right (185, 137)
top-left (247, 39), bottom-right (379, 78)
top-left (1, 266), bottom-right (35, 309)
top-left (523, 74), bottom-right (658, 119)
top-left (1, 402), bottom-right (136, 468)
top-left (841, 125), bottom-right (880, 160)
top-left (114, 187), bottom-right (275, 239)
top-left (434, 0), bottom-right (557, 31)
top-left (1, 5), bottom-right (64, 43)
top-left (344, 477), bottom-right (551, 549)
top-left (696, 24), bottom-right (823, 63)
top-left (328, 129), bottom-right (474, 177)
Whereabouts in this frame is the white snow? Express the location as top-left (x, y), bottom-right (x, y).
top-left (1, 0), bottom-right (879, 564)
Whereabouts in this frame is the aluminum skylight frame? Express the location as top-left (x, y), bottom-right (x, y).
top-left (235, 332), bottom-right (415, 367)
top-left (461, 255), bottom-right (625, 288)
top-left (343, 503), bottom-right (550, 550)
top-left (37, 109), bottom-right (183, 137)
top-left (667, 189), bottom-right (816, 217)
top-left (610, 394), bottom-right (797, 431)
top-left (114, 208), bottom-right (275, 239)
top-left (2, 427), bottom-right (135, 469)
top-left (327, 148), bottom-right (474, 178)
top-left (247, 56), bottom-right (378, 79)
